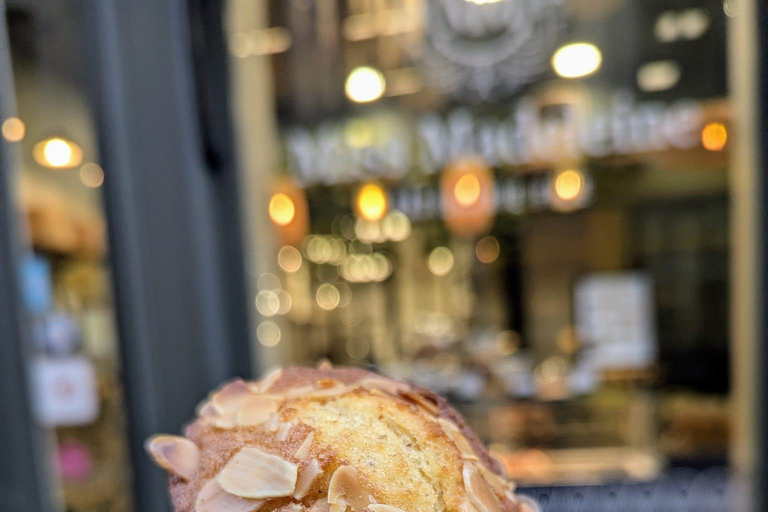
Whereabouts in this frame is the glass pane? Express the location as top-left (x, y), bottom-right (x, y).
top-left (4, 2), bottom-right (134, 511)
top-left (226, 0), bottom-right (732, 509)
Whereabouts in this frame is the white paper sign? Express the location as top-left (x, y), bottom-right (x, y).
top-left (30, 357), bottom-right (99, 427)
top-left (574, 272), bottom-right (656, 370)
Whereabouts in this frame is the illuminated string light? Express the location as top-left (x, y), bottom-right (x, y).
top-left (356, 183), bottom-right (388, 222)
top-left (702, 122), bottom-right (727, 151)
top-left (2, 117), bottom-right (25, 142)
top-left (345, 66), bottom-right (386, 103)
top-left (33, 137), bottom-right (83, 169)
top-left (454, 173), bottom-right (482, 208)
top-left (552, 43), bottom-right (602, 79)
top-left (269, 192), bottom-right (296, 226)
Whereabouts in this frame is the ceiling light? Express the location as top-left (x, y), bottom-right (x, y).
top-left (637, 60), bottom-right (681, 92)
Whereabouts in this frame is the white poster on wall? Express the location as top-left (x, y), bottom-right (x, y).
top-left (30, 356), bottom-right (99, 427)
top-left (574, 272), bottom-right (656, 370)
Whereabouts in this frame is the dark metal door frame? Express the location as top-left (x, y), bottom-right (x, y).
top-left (85, 0), bottom-right (252, 510)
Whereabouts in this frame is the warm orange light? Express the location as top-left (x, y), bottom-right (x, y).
top-left (33, 137), bottom-right (83, 169)
top-left (356, 183), bottom-right (387, 222)
top-left (454, 173), bottom-right (482, 208)
top-left (702, 122), bottom-right (727, 151)
top-left (554, 170), bottom-right (583, 201)
top-left (2, 117), bottom-right (25, 142)
top-left (269, 192), bottom-right (296, 226)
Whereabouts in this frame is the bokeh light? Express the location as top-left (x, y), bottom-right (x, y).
top-left (454, 173), bottom-right (482, 208)
top-left (316, 283), bottom-right (341, 311)
top-left (428, 247), bottom-right (454, 277)
top-left (2, 117), bottom-right (25, 142)
top-left (80, 163), bottom-right (105, 188)
top-left (257, 321), bottom-right (281, 347)
top-left (476, 236), bottom-right (501, 264)
top-left (553, 169), bottom-right (584, 201)
top-left (277, 246), bottom-right (303, 273)
top-left (33, 137), bottom-right (83, 169)
top-left (702, 122), bottom-right (728, 151)
top-left (269, 192), bottom-right (296, 226)
top-left (382, 210), bottom-right (411, 242)
top-left (356, 183), bottom-right (388, 222)
top-left (552, 43), bottom-right (602, 79)
top-left (346, 336), bottom-right (370, 359)
top-left (345, 66), bottom-right (386, 103)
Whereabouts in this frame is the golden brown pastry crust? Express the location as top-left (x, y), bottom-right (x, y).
top-left (148, 366), bottom-right (523, 512)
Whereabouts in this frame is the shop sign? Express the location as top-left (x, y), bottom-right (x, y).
top-left (284, 92), bottom-right (704, 187)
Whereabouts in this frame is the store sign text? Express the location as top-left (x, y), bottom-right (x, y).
top-left (284, 92), bottom-right (704, 187)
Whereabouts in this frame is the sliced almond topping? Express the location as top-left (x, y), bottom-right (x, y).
top-left (276, 421), bottom-right (294, 442)
top-left (329, 500), bottom-right (348, 512)
top-left (212, 379), bottom-right (252, 415)
top-left (316, 378), bottom-right (341, 389)
top-left (317, 359), bottom-right (333, 370)
top-left (219, 447), bottom-right (298, 499)
top-left (196, 478), bottom-right (264, 512)
top-left (284, 385), bottom-right (318, 399)
top-left (197, 400), bottom-right (218, 418)
top-left (145, 435), bottom-right (200, 481)
top-left (463, 463), bottom-right (501, 512)
top-left (293, 458), bottom-right (322, 499)
top-left (400, 390), bottom-right (440, 415)
top-left (357, 378), bottom-right (410, 396)
top-left (367, 506), bottom-right (406, 512)
top-left (438, 418), bottom-right (479, 461)
top-left (311, 501), bottom-right (331, 512)
top-left (328, 466), bottom-right (374, 511)
top-left (264, 412), bottom-right (281, 433)
top-left (213, 412), bottom-right (239, 430)
top-left (257, 367), bottom-right (284, 393)
top-left (476, 463), bottom-right (508, 497)
top-left (238, 395), bottom-right (283, 427)
top-left (305, 385), bottom-right (350, 400)
top-left (294, 432), bottom-right (315, 460)
top-left (282, 505), bottom-right (304, 512)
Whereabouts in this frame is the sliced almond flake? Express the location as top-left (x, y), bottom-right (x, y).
top-left (305, 385), bottom-right (350, 400)
top-left (367, 506), bottom-right (406, 512)
top-left (294, 432), bottom-right (315, 460)
top-left (357, 378), bottom-right (410, 396)
top-left (257, 367), bottom-right (284, 393)
top-left (284, 385), bottom-right (318, 399)
top-left (219, 447), bottom-right (298, 499)
top-left (329, 499), bottom-right (348, 512)
top-left (463, 463), bottom-right (501, 512)
top-left (196, 478), bottom-right (264, 512)
top-left (316, 378), bottom-right (342, 389)
top-left (238, 395), bottom-right (283, 427)
top-left (264, 412), bottom-right (282, 433)
top-left (212, 379), bottom-right (252, 415)
top-left (276, 421), bottom-right (295, 442)
top-left (475, 463), bottom-right (508, 497)
top-left (282, 505), bottom-right (304, 512)
top-left (197, 400), bottom-right (218, 418)
top-left (399, 390), bottom-right (440, 415)
top-left (213, 412), bottom-right (239, 430)
top-left (328, 466), bottom-right (375, 511)
top-left (145, 435), bottom-right (200, 481)
top-left (293, 458), bottom-right (322, 499)
top-left (317, 359), bottom-right (333, 370)
top-left (310, 501), bottom-right (331, 512)
top-left (438, 418), bottom-right (479, 461)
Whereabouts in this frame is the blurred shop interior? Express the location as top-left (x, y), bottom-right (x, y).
top-left (2, 0), bottom-right (736, 510)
